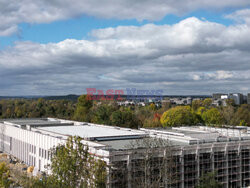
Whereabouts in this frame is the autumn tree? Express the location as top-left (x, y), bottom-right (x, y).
top-left (143, 113), bottom-right (162, 128)
top-left (231, 104), bottom-right (250, 126)
top-left (202, 108), bottom-right (224, 126)
top-left (221, 105), bottom-right (235, 125)
top-left (202, 98), bottom-right (213, 108)
top-left (192, 100), bottom-right (203, 111)
top-left (160, 106), bottom-right (201, 127)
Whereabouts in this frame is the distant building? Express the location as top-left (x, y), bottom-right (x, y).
top-left (243, 95), bottom-right (248, 104)
top-left (229, 93), bottom-right (244, 105)
top-left (186, 97), bottom-right (192, 105)
top-left (170, 97), bottom-right (193, 105)
top-left (221, 95), bottom-right (228, 100)
top-left (212, 93), bottom-right (227, 100)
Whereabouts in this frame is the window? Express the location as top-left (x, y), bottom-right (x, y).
top-left (10, 137), bottom-right (12, 151)
top-left (48, 151), bottom-right (51, 160)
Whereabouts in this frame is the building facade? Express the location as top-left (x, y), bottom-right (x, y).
top-left (1, 118), bottom-right (250, 187)
top-left (229, 93), bottom-right (244, 105)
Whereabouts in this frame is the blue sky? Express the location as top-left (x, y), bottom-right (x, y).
top-left (0, 10), bottom-right (235, 48)
top-left (0, 1), bottom-right (250, 95)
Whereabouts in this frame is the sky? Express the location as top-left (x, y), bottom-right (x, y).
top-left (1, 1), bottom-right (250, 96)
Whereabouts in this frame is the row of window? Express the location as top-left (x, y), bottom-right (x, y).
top-left (39, 148), bottom-right (51, 160)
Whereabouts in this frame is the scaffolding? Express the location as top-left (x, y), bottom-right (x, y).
top-left (107, 141), bottom-right (250, 188)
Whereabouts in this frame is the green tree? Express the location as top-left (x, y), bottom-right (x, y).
top-left (0, 162), bottom-right (13, 187)
top-left (239, 120), bottom-right (247, 126)
top-left (127, 138), bottom-right (176, 188)
top-left (202, 108), bottom-right (223, 126)
top-left (74, 95), bottom-right (93, 122)
top-left (197, 107), bottom-right (206, 116)
top-left (48, 136), bottom-right (107, 188)
top-left (135, 106), bottom-right (154, 126)
top-left (231, 104), bottom-right (250, 126)
top-left (225, 99), bottom-right (235, 107)
top-left (195, 172), bottom-right (222, 188)
top-left (160, 106), bottom-right (200, 127)
top-left (92, 104), bottom-right (116, 125)
top-left (149, 103), bottom-right (156, 111)
top-left (202, 98), bottom-right (213, 108)
top-left (111, 109), bottom-right (140, 128)
top-left (192, 100), bottom-right (203, 111)
top-left (221, 105), bottom-right (235, 125)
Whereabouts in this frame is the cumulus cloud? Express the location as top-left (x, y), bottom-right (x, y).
top-left (1, 17), bottom-right (250, 95)
top-left (1, 0), bottom-right (250, 36)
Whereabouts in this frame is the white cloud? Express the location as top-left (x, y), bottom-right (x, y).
top-left (192, 75), bottom-right (201, 81)
top-left (225, 9), bottom-right (250, 24)
top-left (1, 0), bottom-right (250, 36)
top-left (1, 16), bottom-right (250, 95)
top-left (215, 71), bottom-right (234, 80)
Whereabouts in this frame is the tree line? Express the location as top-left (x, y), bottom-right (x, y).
top-left (0, 96), bottom-right (249, 128)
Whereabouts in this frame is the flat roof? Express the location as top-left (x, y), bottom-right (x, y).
top-left (2, 118), bottom-right (250, 150)
top-left (38, 124), bottom-right (146, 140)
top-left (99, 138), bottom-right (188, 150)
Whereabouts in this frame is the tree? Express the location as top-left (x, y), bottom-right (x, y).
top-left (225, 99), bottom-right (235, 107)
top-left (202, 108), bottom-right (223, 126)
top-left (202, 98), bottom-right (213, 108)
top-left (135, 106), bottom-right (154, 126)
top-left (149, 103), bottom-right (156, 111)
top-left (192, 100), bottom-right (203, 111)
top-left (0, 162), bottom-right (13, 187)
top-left (197, 107), bottom-right (206, 116)
top-left (143, 113), bottom-right (162, 128)
top-left (160, 106), bottom-right (200, 127)
top-left (231, 104), bottom-right (250, 126)
top-left (221, 105), bottom-right (235, 125)
top-left (111, 109), bottom-right (140, 128)
top-left (92, 104), bottom-right (114, 125)
top-left (48, 136), bottom-right (107, 188)
top-left (239, 120), bottom-right (247, 126)
top-left (195, 172), bottom-right (222, 188)
top-left (126, 138), bottom-right (177, 188)
top-left (74, 95), bottom-right (93, 122)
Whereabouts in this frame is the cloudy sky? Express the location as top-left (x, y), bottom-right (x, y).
top-left (1, 0), bottom-right (250, 95)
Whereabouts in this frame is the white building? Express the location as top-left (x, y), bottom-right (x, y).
top-left (2, 118), bottom-right (250, 187)
top-left (0, 118), bottom-right (146, 174)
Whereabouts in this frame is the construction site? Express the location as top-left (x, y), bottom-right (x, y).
top-left (1, 118), bottom-right (250, 188)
